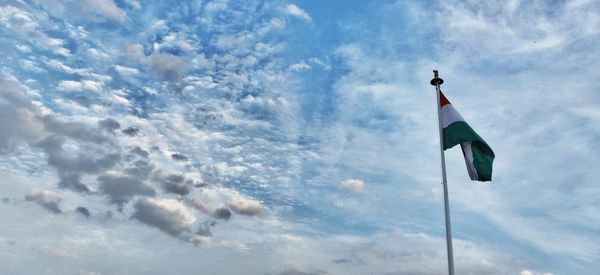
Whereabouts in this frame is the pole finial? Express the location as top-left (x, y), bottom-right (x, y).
top-left (430, 70), bottom-right (444, 86)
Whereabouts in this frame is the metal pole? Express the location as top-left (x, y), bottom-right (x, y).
top-left (431, 70), bottom-right (455, 275)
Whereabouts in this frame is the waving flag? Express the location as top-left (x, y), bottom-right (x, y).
top-left (439, 91), bottom-right (495, 181)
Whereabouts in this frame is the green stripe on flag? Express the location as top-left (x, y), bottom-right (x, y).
top-left (443, 121), bottom-right (495, 181)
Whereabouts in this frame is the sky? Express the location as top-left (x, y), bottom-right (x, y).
top-left (0, 0), bottom-right (599, 274)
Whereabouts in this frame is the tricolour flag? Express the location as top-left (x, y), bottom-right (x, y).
top-left (440, 91), bottom-right (495, 181)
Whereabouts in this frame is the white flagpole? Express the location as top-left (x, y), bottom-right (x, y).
top-left (431, 70), bottom-right (455, 275)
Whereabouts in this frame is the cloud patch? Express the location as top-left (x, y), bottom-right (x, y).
top-left (98, 173), bottom-right (156, 205)
top-left (75, 206), bottom-right (91, 218)
top-left (190, 197), bottom-right (232, 220)
top-left (25, 189), bottom-right (62, 213)
top-left (228, 196), bottom-right (262, 216)
top-left (57, 80), bottom-right (103, 92)
top-left (339, 179), bottom-right (365, 193)
top-left (284, 4), bottom-right (311, 22)
top-left (132, 198), bottom-right (196, 237)
top-left (82, 0), bottom-right (127, 23)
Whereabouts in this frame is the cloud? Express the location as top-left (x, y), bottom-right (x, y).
top-left (148, 53), bottom-right (189, 81)
top-left (124, 0), bottom-right (142, 10)
top-left (132, 198), bottom-right (196, 236)
top-left (190, 197), bottom-right (232, 220)
top-left (57, 80), bottom-right (103, 92)
top-left (82, 0), bottom-right (127, 23)
top-left (75, 206), bottom-right (91, 218)
top-left (339, 179), bottom-right (365, 193)
top-left (152, 171), bottom-right (192, 196)
top-left (520, 270), bottom-right (554, 275)
top-left (171, 153), bottom-right (188, 161)
top-left (113, 65), bottom-right (139, 78)
top-left (277, 269), bottom-right (329, 275)
top-left (0, 77), bottom-right (44, 153)
top-left (284, 4), bottom-right (311, 22)
top-left (98, 173), bottom-right (156, 205)
top-left (123, 43), bottom-right (189, 80)
top-left (121, 126), bottom-right (140, 136)
top-left (25, 189), bottom-right (62, 213)
top-left (0, 5), bottom-right (70, 55)
top-left (124, 43), bottom-right (146, 63)
top-left (213, 207), bottom-right (232, 220)
top-left (130, 146), bottom-right (149, 158)
top-left (228, 196), bottom-right (262, 216)
top-left (98, 118), bottom-right (121, 133)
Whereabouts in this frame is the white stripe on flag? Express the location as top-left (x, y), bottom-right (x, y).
top-left (460, 142), bottom-right (478, 180)
top-left (441, 104), bottom-right (465, 128)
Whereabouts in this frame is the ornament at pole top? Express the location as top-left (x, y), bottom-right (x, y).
top-left (430, 70), bottom-right (444, 86)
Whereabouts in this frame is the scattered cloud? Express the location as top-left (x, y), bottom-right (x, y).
top-left (75, 206), bottom-right (91, 218)
top-left (82, 0), bottom-right (127, 23)
top-left (57, 80), bottom-right (103, 92)
top-left (132, 198), bottom-right (196, 237)
top-left (98, 173), bottom-right (156, 205)
top-left (228, 196), bottom-right (262, 216)
top-left (284, 4), bottom-right (311, 22)
top-left (25, 189), bottom-right (62, 213)
top-left (339, 179), bottom-right (365, 193)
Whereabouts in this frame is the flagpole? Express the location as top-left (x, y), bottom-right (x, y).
top-left (431, 70), bottom-right (455, 275)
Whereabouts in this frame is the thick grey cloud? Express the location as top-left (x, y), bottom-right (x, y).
top-left (124, 159), bottom-right (155, 179)
top-left (171, 153), bottom-right (188, 161)
top-left (153, 171), bottom-right (192, 196)
top-left (25, 189), bottom-right (62, 214)
top-left (75, 206), bottom-right (91, 218)
top-left (0, 77), bottom-right (43, 153)
top-left (98, 174), bottom-right (155, 205)
top-left (98, 118), bottom-right (120, 133)
top-left (1, 76), bottom-right (121, 193)
top-left (40, 115), bottom-right (111, 145)
top-left (37, 124), bottom-right (119, 192)
top-left (196, 220), bottom-right (216, 237)
top-left (121, 126), bottom-right (140, 136)
top-left (131, 198), bottom-right (196, 237)
top-left (56, 173), bottom-right (89, 193)
top-left (130, 146), bottom-right (149, 158)
top-left (123, 147), bottom-right (154, 178)
top-left (213, 208), bottom-right (232, 220)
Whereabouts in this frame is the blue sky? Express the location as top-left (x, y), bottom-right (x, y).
top-left (1, 0), bottom-right (599, 274)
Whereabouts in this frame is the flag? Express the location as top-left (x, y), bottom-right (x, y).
top-left (440, 91), bottom-right (495, 181)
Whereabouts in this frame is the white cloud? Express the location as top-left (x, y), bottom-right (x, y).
top-left (0, 5), bottom-right (38, 32)
top-left (284, 4), bottom-right (311, 22)
top-left (124, 0), bottom-right (142, 10)
top-left (113, 65), bottom-right (139, 77)
top-left (339, 179), bottom-right (365, 193)
top-left (228, 196), bottom-right (262, 215)
top-left (83, 0), bottom-right (127, 23)
top-left (289, 62), bottom-right (310, 71)
top-left (0, 5), bottom-right (68, 55)
top-left (57, 80), bottom-right (103, 92)
top-left (20, 59), bottom-right (45, 73)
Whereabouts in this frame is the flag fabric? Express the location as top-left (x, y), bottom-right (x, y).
top-left (440, 91), bottom-right (495, 181)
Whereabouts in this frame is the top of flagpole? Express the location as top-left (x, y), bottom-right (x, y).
top-left (430, 70), bottom-right (444, 86)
